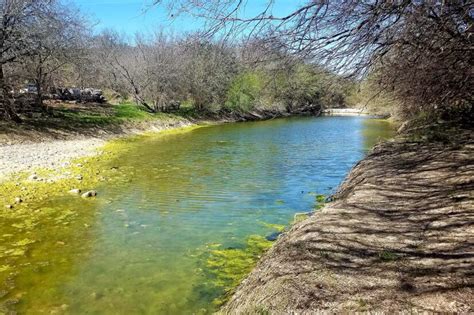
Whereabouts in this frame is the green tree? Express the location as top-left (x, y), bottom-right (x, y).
top-left (225, 72), bottom-right (264, 112)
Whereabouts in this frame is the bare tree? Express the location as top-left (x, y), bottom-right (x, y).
top-left (95, 30), bottom-right (159, 112)
top-left (135, 31), bottom-right (184, 112)
top-left (93, 30), bottom-right (238, 113)
top-left (179, 36), bottom-right (238, 111)
top-left (0, 0), bottom-right (58, 121)
top-left (20, 2), bottom-right (88, 111)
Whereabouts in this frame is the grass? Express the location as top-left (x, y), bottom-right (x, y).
top-left (0, 102), bottom-right (198, 141)
top-left (113, 103), bottom-right (156, 120)
top-left (378, 250), bottom-right (399, 262)
top-left (55, 103), bottom-right (158, 125)
top-left (51, 102), bottom-right (207, 129)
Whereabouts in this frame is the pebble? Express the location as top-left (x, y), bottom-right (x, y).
top-left (76, 175), bottom-right (83, 180)
top-left (28, 174), bottom-right (39, 181)
top-left (5, 204), bottom-right (13, 209)
top-left (91, 292), bottom-right (104, 300)
top-left (69, 189), bottom-right (81, 194)
top-left (14, 197), bottom-right (22, 204)
top-left (81, 190), bottom-right (97, 198)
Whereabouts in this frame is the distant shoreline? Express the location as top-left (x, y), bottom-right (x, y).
top-left (322, 108), bottom-right (370, 116)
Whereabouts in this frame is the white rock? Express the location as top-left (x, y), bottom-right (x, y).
top-left (81, 190), bottom-right (97, 198)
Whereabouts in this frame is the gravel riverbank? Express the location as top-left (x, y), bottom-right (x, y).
top-left (0, 117), bottom-right (200, 181)
top-left (0, 139), bottom-right (105, 180)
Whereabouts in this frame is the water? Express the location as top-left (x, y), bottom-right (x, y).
top-left (0, 116), bottom-right (393, 314)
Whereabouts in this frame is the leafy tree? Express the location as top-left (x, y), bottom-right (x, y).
top-left (225, 72), bottom-right (263, 111)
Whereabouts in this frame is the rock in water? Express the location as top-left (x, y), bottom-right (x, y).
top-left (69, 189), bottom-right (81, 194)
top-left (266, 231), bottom-right (282, 241)
top-left (81, 190), bottom-right (97, 198)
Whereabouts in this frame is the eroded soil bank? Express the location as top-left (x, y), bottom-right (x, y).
top-left (222, 130), bottom-right (474, 313)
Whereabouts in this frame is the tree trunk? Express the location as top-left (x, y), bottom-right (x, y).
top-left (34, 63), bottom-right (45, 111)
top-left (35, 79), bottom-right (44, 109)
top-left (0, 64), bottom-right (22, 123)
top-left (133, 91), bottom-right (155, 113)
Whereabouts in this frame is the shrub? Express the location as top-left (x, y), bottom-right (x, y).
top-left (225, 72), bottom-right (264, 111)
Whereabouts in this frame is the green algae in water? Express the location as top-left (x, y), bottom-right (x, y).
top-left (0, 116), bottom-right (394, 314)
top-left (314, 194), bottom-right (327, 210)
top-left (259, 221), bottom-right (286, 232)
top-left (203, 235), bottom-right (273, 306)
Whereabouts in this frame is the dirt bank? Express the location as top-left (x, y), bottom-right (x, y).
top-left (222, 131), bottom-right (473, 313)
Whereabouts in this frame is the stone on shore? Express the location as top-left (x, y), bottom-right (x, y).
top-left (28, 174), bottom-right (39, 181)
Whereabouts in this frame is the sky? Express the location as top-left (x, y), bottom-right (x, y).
top-left (71, 0), bottom-right (303, 36)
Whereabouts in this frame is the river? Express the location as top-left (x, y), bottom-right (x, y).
top-left (0, 116), bottom-right (393, 314)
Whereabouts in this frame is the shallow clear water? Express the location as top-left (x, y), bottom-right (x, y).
top-left (0, 116), bottom-right (393, 314)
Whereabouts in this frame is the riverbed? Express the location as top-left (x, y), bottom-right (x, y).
top-left (0, 116), bottom-right (393, 314)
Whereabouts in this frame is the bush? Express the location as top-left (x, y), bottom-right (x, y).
top-left (271, 64), bottom-right (352, 111)
top-left (276, 64), bottom-right (322, 111)
top-left (224, 72), bottom-right (264, 111)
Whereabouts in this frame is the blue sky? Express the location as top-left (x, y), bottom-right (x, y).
top-left (71, 0), bottom-right (302, 36)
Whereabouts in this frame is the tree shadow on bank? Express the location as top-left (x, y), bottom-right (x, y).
top-left (0, 102), bottom-right (204, 143)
